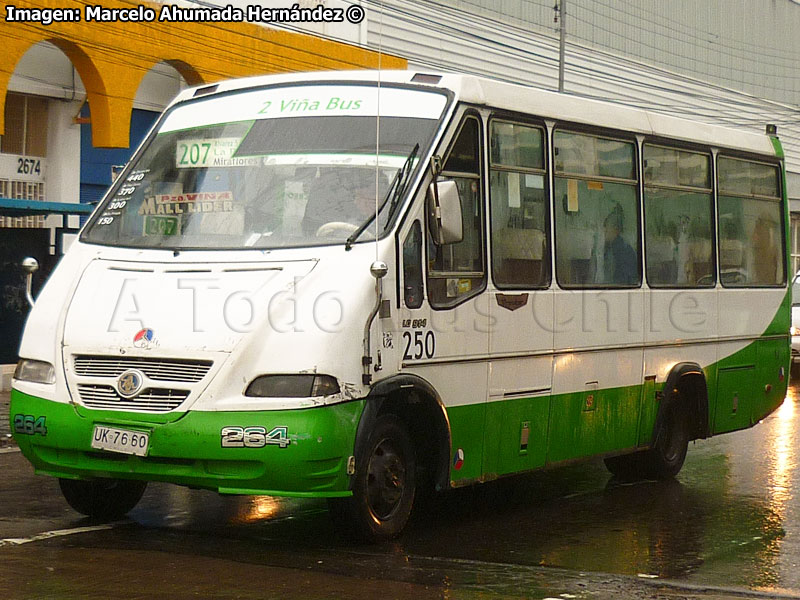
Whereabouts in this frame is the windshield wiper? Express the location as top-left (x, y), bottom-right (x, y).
top-left (345, 143), bottom-right (420, 250)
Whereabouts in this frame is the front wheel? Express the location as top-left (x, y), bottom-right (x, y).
top-left (59, 478), bottom-right (147, 519)
top-left (329, 415), bottom-right (416, 542)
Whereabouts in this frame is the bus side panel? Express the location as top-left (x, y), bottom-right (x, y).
top-left (405, 363), bottom-right (489, 486)
top-left (751, 287), bottom-right (790, 423)
top-left (715, 288), bottom-right (789, 434)
top-left (483, 392), bottom-right (549, 478)
top-left (485, 285), bottom-right (554, 478)
top-left (636, 376), bottom-right (657, 447)
top-left (548, 351), bottom-right (642, 464)
top-left (753, 337), bottom-right (789, 422)
top-left (445, 402), bottom-right (487, 484)
top-left (713, 342), bottom-right (757, 435)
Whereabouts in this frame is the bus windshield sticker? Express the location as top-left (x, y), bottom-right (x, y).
top-left (176, 137), bottom-right (244, 168)
top-left (138, 192), bottom-right (235, 216)
top-left (143, 215), bottom-right (180, 236)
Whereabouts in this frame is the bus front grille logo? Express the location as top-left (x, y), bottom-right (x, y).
top-left (117, 369), bottom-right (144, 399)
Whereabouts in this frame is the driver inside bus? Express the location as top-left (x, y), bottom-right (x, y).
top-left (304, 169), bottom-right (389, 237)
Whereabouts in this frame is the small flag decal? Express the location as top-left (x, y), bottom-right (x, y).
top-left (453, 448), bottom-right (465, 470)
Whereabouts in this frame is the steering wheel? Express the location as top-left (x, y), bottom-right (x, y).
top-left (315, 221), bottom-right (359, 238)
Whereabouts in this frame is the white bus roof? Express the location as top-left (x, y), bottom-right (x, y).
top-left (173, 70), bottom-right (777, 158)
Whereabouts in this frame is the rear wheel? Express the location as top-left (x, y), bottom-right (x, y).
top-left (645, 398), bottom-right (690, 479)
top-left (604, 398), bottom-right (690, 481)
top-left (59, 478), bottom-right (147, 519)
top-left (329, 415), bottom-right (416, 542)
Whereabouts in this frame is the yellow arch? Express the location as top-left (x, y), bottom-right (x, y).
top-left (0, 0), bottom-right (406, 148)
top-left (164, 60), bottom-right (205, 87)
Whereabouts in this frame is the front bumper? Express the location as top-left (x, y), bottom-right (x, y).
top-left (10, 389), bottom-right (364, 498)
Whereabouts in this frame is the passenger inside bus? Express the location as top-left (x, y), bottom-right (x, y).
top-left (602, 203), bottom-right (638, 285)
top-left (752, 213), bottom-right (780, 284)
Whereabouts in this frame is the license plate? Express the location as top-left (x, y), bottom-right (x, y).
top-left (91, 426), bottom-right (150, 456)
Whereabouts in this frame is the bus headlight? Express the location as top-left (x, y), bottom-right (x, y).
top-left (792, 326), bottom-right (800, 336)
top-left (245, 374), bottom-right (340, 398)
top-left (13, 359), bottom-right (55, 384)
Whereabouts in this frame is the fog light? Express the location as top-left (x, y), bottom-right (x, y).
top-left (245, 374), bottom-right (340, 398)
top-left (13, 359), bottom-right (55, 384)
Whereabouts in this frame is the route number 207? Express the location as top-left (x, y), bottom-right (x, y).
top-left (403, 330), bottom-right (436, 360)
top-left (221, 426), bottom-right (291, 448)
top-left (178, 142), bottom-right (211, 166)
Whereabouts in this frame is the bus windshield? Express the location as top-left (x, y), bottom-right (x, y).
top-left (82, 84), bottom-right (448, 249)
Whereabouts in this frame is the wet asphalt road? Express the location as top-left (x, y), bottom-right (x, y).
top-left (1, 386), bottom-right (799, 600)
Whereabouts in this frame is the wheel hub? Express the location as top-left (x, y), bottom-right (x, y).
top-left (366, 439), bottom-right (406, 520)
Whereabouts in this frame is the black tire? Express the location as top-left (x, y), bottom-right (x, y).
top-left (644, 399), bottom-right (690, 479)
top-left (59, 478), bottom-right (147, 519)
top-left (605, 399), bottom-right (690, 481)
top-left (329, 415), bottom-right (416, 542)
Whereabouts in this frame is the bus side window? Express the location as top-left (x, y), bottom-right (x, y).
top-left (718, 157), bottom-right (784, 287)
top-left (553, 131), bottom-right (640, 288)
top-left (427, 115), bottom-right (486, 307)
top-left (489, 120), bottom-right (549, 288)
top-left (403, 220), bottom-right (423, 308)
top-left (643, 145), bottom-right (715, 287)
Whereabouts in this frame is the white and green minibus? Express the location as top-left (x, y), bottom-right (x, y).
top-left (11, 71), bottom-right (790, 541)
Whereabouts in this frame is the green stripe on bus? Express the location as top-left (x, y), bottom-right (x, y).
top-left (770, 135), bottom-right (785, 159)
top-left (446, 331), bottom-right (788, 485)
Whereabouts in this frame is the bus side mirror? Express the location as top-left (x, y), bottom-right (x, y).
top-left (21, 257), bottom-right (39, 307)
top-left (427, 179), bottom-right (463, 245)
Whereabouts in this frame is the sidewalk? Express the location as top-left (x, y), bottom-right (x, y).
top-left (0, 390), bottom-right (14, 448)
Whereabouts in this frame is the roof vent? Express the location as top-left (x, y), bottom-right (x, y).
top-left (411, 74), bottom-right (442, 84)
top-left (193, 84), bottom-right (219, 97)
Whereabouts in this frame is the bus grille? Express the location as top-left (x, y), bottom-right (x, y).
top-left (73, 355), bottom-right (212, 383)
top-left (77, 385), bottom-right (190, 413)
